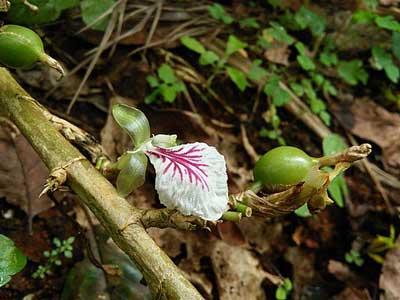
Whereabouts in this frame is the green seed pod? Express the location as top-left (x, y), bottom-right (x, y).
top-left (0, 24), bottom-right (64, 76)
top-left (253, 146), bottom-right (319, 192)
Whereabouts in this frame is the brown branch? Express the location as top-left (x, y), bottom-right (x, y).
top-left (140, 208), bottom-right (209, 230)
top-left (0, 68), bottom-right (204, 300)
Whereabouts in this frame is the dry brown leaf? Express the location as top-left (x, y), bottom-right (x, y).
top-left (0, 127), bottom-right (52, 217)
top-left (379, 235), bottom-right (400, 300)
top-left (334, 287), bottom-right (371, 300)
top-left (264, 43), bottom-right (290, 66)
top-left (333, 99), bottom-right (400, 175)
top-left (16, 65), bottom-right (90, 100)
top-left (379, 0), bottom-right (400, 5)
top-left (328, 260), bottom-right (361, 285)
top-left (238, 217), bottom-right (283, 254)
top-left (211, 241), bottom-right (267, 300)
top-left (148, 228), bottom-right (270, 300)
top-left (285, 247), bottom-right (316, 300)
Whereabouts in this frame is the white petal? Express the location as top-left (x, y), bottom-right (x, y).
top-left (145, 142), bottom-right (228, 221)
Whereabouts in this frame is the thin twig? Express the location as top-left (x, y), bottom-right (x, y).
top-left (67, 8), bottom-right (119, 113)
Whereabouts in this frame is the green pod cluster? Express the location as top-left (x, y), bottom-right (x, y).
top-left (0, 24), bottom-right (64, 76)
top-left (253, 146), bottom-right (319, 192)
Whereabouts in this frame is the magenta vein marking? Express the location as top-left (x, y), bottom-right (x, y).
top-left (147, 145), bottom-right (210, 190)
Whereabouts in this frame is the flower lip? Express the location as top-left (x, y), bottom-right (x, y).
top-left (145, 141), bottom-right (229, 221)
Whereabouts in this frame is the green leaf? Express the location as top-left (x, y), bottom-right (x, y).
top-left (337, 60), bottom-right (368, 85)
top-left (81, 0), bottom-right (115, 31)
top-left (323, 133), bottom-right (347, 158)
top-left (345, 252), bottom-right (353, 263)
top-left (116, 152), bottom-right (147, 197)
top-left (322, 80), bottom-right (337, 96)
top-left (327, 173), bottom-right (346, 207)
top-left (271, 114), bottom-right (280, 129)
top-left (264, 76), bottom-right (291, 106)
top-left (248, 60), bottom-right (267, 81)
top-left (295, 42), bottom-right (315, 71)
top-left (53, 238), bottom-right (61, 247)
top-left (301, 79), bottom-right (317, 99)
top-left (8, 0), bottom-right (61, 25)
top-left (375, 15), bottom-right (400, 32)
top-left (295, 6), bottom-right (326, 36)
top-left (352, 10), bottom-right (376, 24)
top-left (272, 88), bottom-right (291, 106)
top-left (53, 0), bottom-right (79, 10)
top-left (266, 22), bottom-right (295, 45)
top-left (276, 286), bottom-right (287, 300)
top-left (157, 64), bottom-right (177, 84)
top-left (354, 256), bottom-right (364, 266)
top-left (173, 81), bottom-right (186, 93)
top-left (295, 203), bottom-right (311, 217)
top-left (180, 36), bottom-right (205, 54)
top-left (268, 0), bottom-right (285, 8)
top-left (240, 17), bottom-right (260, 29)
top-left (392, 31), bottom-right (400, 61)
top-left (289, 82), bottom-right (304, 96)
top-left (319, 111), bottom-right (331, 126)
top-left (208, 3), bottom-right (233, 24)
top-left (226, 67), bottom-right (248, 92)
top-left (60, 259), bottom-right (108, 300)
top-left (64, 250), bottom-right (73, 258)
top-left (159, 84), bottom-right (177, 103)
top-left (144, 89), bottom-right (160, 104)
top-left (226, 35), bottom-right (247, 56)
top-left (309, 97), bottom-right (326, 114)
top-left (372, 47), bottom-right (399, 83)
top-left (320, 51), bottom-right (338, 67)
top-left (0, 234), bottom-right (27, 287)
top-left (283, 278), bottom-right (293, 291)
top-left (146, 75), bottom-right (159, 88)
top-left (199, 51), bottom-right (219, 65)
top-left (312, 74), bottom-right (325, 86)
top-left (323, 134), bottom-right (348, 207)
top-left (112, 104), bottom-right (151, 147)
top-left (297, 55), bottom-right (316, 71)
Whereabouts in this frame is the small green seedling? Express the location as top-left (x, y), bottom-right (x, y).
top-left (32, 236), bottom-right (75, 279)
top-left (208, 3), bottom-right (233, 24)
top-left (180, 35), bottom-right (249, 91)
top-left (367, 225), bottom-right (400, 264)
top-left (259, 105), bottom-right (286, 146)
top-left (145, 64), bottom-right (186, 104)
top-left (345, 250), bottom-right (364, 267)
top-left (276, 278), bottom-right (293, 300)
top-left (0, 234), bottom-right (27, 287)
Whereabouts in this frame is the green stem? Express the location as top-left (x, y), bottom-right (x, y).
top-left (0, 68), bottom-right (204, 300)
top-left (234, 202), bottom-right (252, 217)
top-left (221, 211), bottom-right (242, 222)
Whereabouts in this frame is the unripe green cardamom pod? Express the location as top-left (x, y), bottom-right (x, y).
top-left (253, 146), bottom-right (320, 192)
top-left (0, 24), bottom-right (64, 76)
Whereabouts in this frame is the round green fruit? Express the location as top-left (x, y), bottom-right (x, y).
top-left (253, 146), bottom-right (319, 191)
top-left (0, 24), bottom-right (64, 76)
top-left (0, 24), bottom-right (44, 68)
